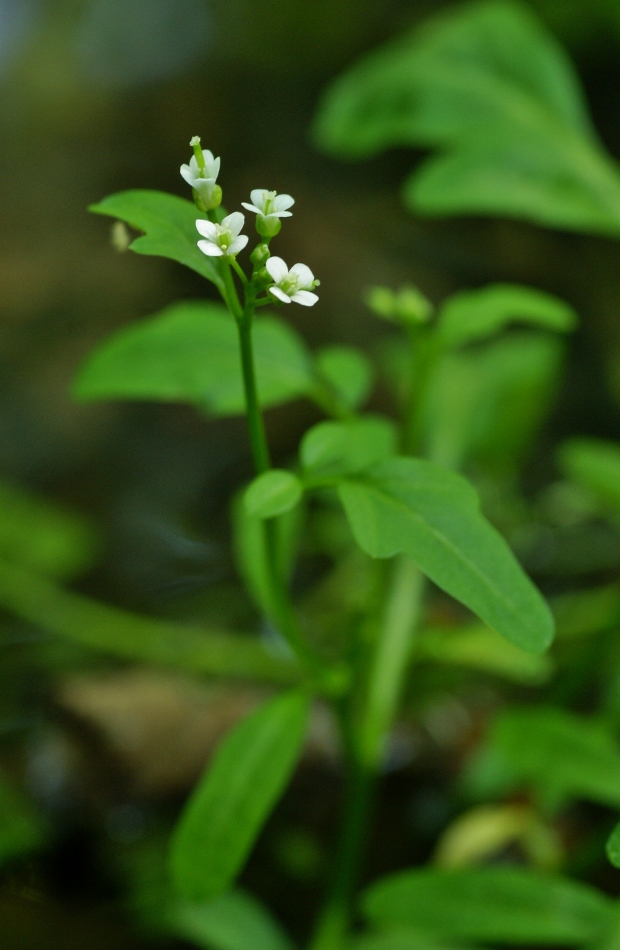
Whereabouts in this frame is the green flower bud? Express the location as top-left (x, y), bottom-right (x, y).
top-left (256, 215), bottom-right (282, 239)
top-left (250, 243), bottom-right (271, 266)
top-left (365, 284), bottom-right (433, 326)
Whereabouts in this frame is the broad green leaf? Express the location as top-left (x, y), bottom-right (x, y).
top-left (73, 302), bottom-right (313, 415)
top-left (338, 457), bottom-right (553, 652)
top-left (170, 691), bottom-right (309, 900)
top-left (437, 284), bottom-right (576, 348)
top-left (559, 438), bottom-right (620, 515)
top-left (313, 1), bottom-right (620, 236)
top-left (417, 623), bottom-right (553, 684)
top-left (606, 822), bottom-right (620, 869)
top-left (362, 867), bottom-right (615, 945)
top-left (90, 190), bottom-right (225, 291)
top-left (170, 891), bottom-right (294, 950)
top-left (301, 416), bottom-right (397, 478)
top-left (479, 707), bottom-right (620, 810)
top-left (244, 471), bottom-right (303, 520)
top-left (315, 345), bottom-right (374, 410)
top-left (425, 333), bottom-right (564, 471)
top-left (0, 771), bottom-right (47, 866)
top-left (353, 931), bottom-right (478, 950)
top-left (0, 481), bottom-right (95, 581)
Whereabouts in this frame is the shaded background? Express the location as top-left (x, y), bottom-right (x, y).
top-left (4, 0), bottom-right (620, 946)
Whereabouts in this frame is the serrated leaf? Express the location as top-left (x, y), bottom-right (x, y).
top-left (437, 284), bottom-right (576, 348)
top-left (170, 691), bottom-right (309, 901)
top-left (606, 822), bottom-right (620, 869)
top-left (90, 190), bottom-right (225, 291)
top-left (244, 471), bottom-right (303, 520)
top-left (73, 301), bottom-right (313, 415)
top-left (559, 438), bottom-right (620, 515)
top-left (313, 1), bottom-right (620, 236)
top-left (315, 345), bottom-right (374, 410)
top-left (301, 416), bottom-right (397, 478)
top-left (339, 457), bottom-right (553, 652)
top-left (362, 867), bottom-right (615, 945)
top-left (169, 891), bottom-right (294, 950)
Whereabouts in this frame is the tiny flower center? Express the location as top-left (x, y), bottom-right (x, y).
top-left (263, 191), bottom-right (277, 215)
top-left (281, 275), bottom-right (299, 295)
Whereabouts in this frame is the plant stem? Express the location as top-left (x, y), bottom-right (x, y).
top-left (309, 555), bottom-right (425, 950)
top-left (237, 316), bottom-right (271, 474)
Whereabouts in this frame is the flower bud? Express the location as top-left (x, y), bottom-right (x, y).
top-left (250, 243), bottom-right (271, 266)
top-left (365, 284), bottom-right (433, 326)
top-left (255, 266), bottom-right (271, 285)
top-left (256, 215), bottom-right (282, 239)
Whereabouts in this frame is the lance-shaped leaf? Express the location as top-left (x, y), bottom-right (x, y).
top-left (313, 1), bottom-right (620, 236)
top-left (437, 284), bottom-right (577, 349)
top-left (362, 867), bottom-right (615, 945)
top-left (170, 690), bottom-right (309, 900)
top-left (73, 302), bottom-right (314, 415)
top-left (169, 890), bottom-right (294, 950)
top-left (90, 190), bottom-right (225, 291)
top-left (338, 457), bottom-right (553, 652)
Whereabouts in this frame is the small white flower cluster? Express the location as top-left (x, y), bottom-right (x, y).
top-left (181, 138), bottom-right (319, 307)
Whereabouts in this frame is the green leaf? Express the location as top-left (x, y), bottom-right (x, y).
top-left (313, 1), bottom-right (620, 236)
top-left (170, 690), bottom-right (309, 901)
top-left (0, 481), bottom-right (95, 581)
top-left (90, 190), bottom-right (225, 292)
top-left (169, 891), bottom-right (294, 950)
top-left (353, 931), bottom-right (478, 950)
top-left (73, 302), bottom-right (314, 415)
top-left (606, 822), bottom-right (620, 869)
top-left (315, 345), bottom-right (374, 410)
top-left (437, 284), bottom-right (577, 348)
top-left (338, 457), bottom-right (553, 652)
top-left (417, 623), bottom-right (553, 684)
top-left (362, 867), bottom-right (615, 945)
top-left (0, 771), bottom-right (47, 866)
top-left (244, 471), bottom-right (303, 520)
top-left (480, 706), bottom-right (620, 809)
top-left (301, 416), bottom-right (398, 478)
top-left (559, 438), bottom-right (620, 515)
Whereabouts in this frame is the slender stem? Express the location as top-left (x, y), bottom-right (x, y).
top-left (403, 329), bottom-right (441, 456)
top-left (237, 317), bottom-right (271, 474)
top-left (309, 556), bottom-right (425, 950)
top-left (231, 257), bottom-right (249, 286)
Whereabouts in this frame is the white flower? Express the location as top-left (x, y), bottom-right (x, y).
top-left (196, 212), bottom-right (248, 258)
top-left (266, 257), bottom-right (319, 307)
top-left (242, 189), bottom-right (294, 222)
top-left (180, 147), bottom-right (221, 205)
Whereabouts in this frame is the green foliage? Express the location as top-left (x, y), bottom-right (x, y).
top-left (301, 416), bottom-right (397, 478)
top-left (313, 1), bottom-right (620, 235)
top-left (606, 822), bottom-right (620, 870)
top-left (417, 623), bottom-right (553, 684)
top-left (244, 470), bottom-right (303, 519)
top-left (361, 867), bottom-right (615, 945)
top-left (170, 690), bottom-right (309, 901)
top-left (338, 457), bottom-right (554, 652)
top-left (74, 301), bottom-right (314, 414)
top-left (315, 345), bottom-right (374, 410)
top-left (0, 771), bottom-right (47, 867)
top-left (559, 438), bottom-right (620, 515)
top-left (437, 284), bottom-right (577, 348)
top-left (353, 932), bottom-right (478, 950)
top-left (90, 190), bottom-right (225, 291)
top-left (169, 891), bottom-right (294, 950)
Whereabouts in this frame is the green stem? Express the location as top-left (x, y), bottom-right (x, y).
top-left (309, 556), bottom-right (425, 950)
top-left (237, 316), bottom-right (271, 474)
top-left (403, 329), bottom-right (441, 456)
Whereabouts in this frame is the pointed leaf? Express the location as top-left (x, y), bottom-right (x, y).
top-left (362, 867), bottom-right (615, 945)
top-left (338, 457), bottom-right (553, 652)
top-left (169, 890), bottom-right (294, 950)
top-left (90, 190), bottom-right (225, 290)
top-left (301, 416), bottom-right (397, 478)
top-left (244, 471), bottom-right (303, 520)
top-left (170, 691), bottom-right (309, 900)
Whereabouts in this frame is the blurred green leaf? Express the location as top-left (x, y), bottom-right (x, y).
top-left (0, 481), bottom-right (95, 581)
top-left (313, 1), bottom-right (620, 235)
top-left (169, 890), bottom-right (294, 950)
top-left (353, 931), bottom-right (479, 950)
top-left (437, 284), bottom-right (576, 348)
top-left (0, 771), bottom-right (47, 866)
top-left (338, 457), bottom-right (554, 653)
top-left (170, 690), bottom-right (309, 900)
top-left (73, 302), bottom-right (313, 415)
top-left (417, 623), bottom-right (553, 683)
top-left (362, 867), bottom-right (615, 944)
top-left (606, 822), bottom-right (620, 869)
top-left (315, 345), bottom-right (374, 410)
top-left (90, 190), bottom-right (225, 291)
top-left (244, 471), bottom-right (303, 520)
top-left (301, 416), bottom-right (397, 478)
top-left (559, 438), bottom-right (620, 515)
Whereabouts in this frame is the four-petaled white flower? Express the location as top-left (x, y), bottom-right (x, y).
top-left (242, 190), bottom-right (294, 223)
top-left (266, 257), bottom-right (318, 307)
top-left (196, 212), bottom-right (248, 258)
top-left (181, 147), bottom-right (221, 205)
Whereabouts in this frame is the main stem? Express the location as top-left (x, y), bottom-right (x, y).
top-left (310, 556), bottom-right (425, 950)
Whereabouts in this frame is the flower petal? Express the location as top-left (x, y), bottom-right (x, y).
top-left (273, 210), bottom-right (293, 218)
top-left (291, 290), bottom-right (319, 306)
top-left (250, 189), bottom-right (268, 209)
top-left (265, 256), bottom-right (289, 283)
top-left (290, 263), bottom-right (314, 287)
top-left (198, 239), bottom-right (223, 257)
top-left (273, 194), bottom-right (294, 212)
top-left (180, 165), bottom-right (196, 186)
top-left (241, 202), bottom-right (262, 215)
top-left (227, 235), bottom-right (249, 256)
top-left (270, 286), bottom-right (291, 303)
top-left (196, 219), bottom-right (217, 239)
top-left (189, 155), bottom-right (201, 176)
top-left (223, 211), bottom-right (245, 236)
